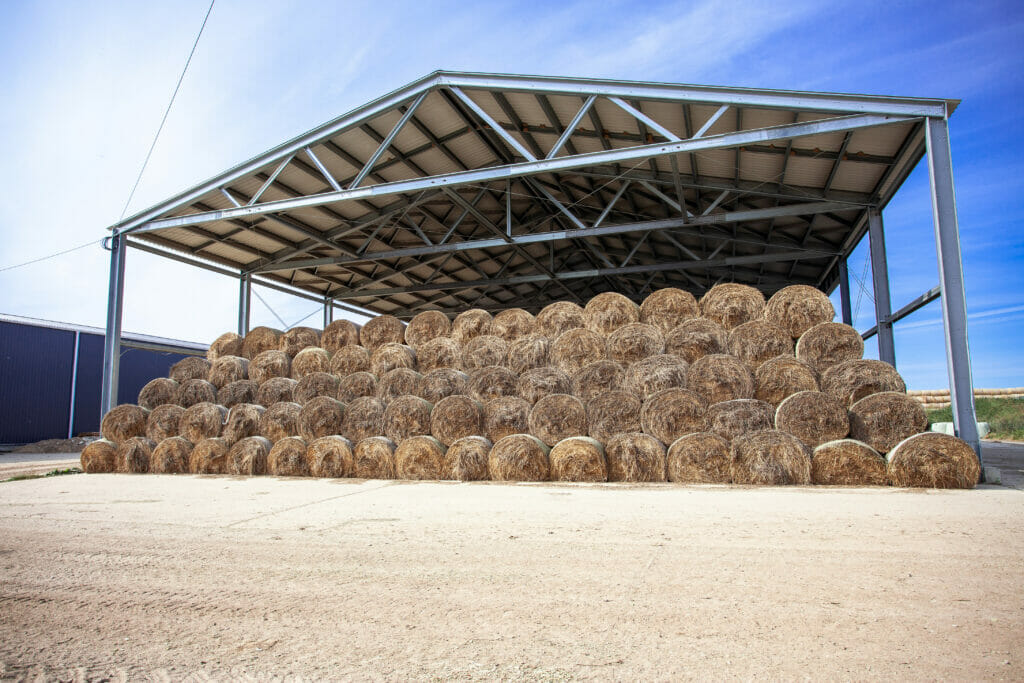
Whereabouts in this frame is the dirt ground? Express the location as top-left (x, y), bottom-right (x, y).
top-left (0, 475), bottom-right (1022, 680)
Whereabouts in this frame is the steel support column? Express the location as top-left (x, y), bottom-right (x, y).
top-left (238, 273), bottom-right (251, 336)
top-left (867, 208), bottom-right (896, 366)
top-left (323, 297), bottom-right (333, 328)
top-left (100, 234), bottom-right (127, 419)
top-left (925, 116), bottom-right (980, 459)
top-left (838, 259), bottom-right (853, 325)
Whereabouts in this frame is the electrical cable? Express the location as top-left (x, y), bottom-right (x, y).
top-left (0, 238), bottom-right (103, 273)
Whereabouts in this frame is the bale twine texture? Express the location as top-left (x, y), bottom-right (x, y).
top-left (667, 432), bottom-right (731, 483)
top-left (404, 310), bottom-right (450, 349)
top-left (258, 402), bottom-right (301, 443)
top-left (640, 287), bottom-right (699, 333)
top-left (550, 328), bottom-right (606, 375)
top-left (730, 430), bottom-right (811, 485)
top-left (118, 437), bottom-right (156, 474)
top-left (811, 439), bottom-right (887, 486)
top-left (353, 437), bottom-right (397, 479)
top-left (294, 372), bottom-right (341, 405)
top-left (187, 437), bottom-right (228, 474)
top-left (179, 402), bottom-right (227, 444)
top-left (754, 356), bottom-right (819, 407)
top-left (664, 318), bottom-right (728, 363)
top-left (489, 434), bottom-right (550, 481)
top-left (227, 436), bottom-right (271, 475)
top-left (321, 319), bottom-right (361, 354)
top-left (585, 292), bottom-right (640, 336)
top-left (342, 397), bottom-right (386, 443)
top-left (586, 390), bottom-right (642, 443)
top-left (242, 326), bottom-right (283, 360)
top-left (535, 301), bottom-right (585, 338)
top-left (699, 283), bottom-right (765, 330)
top-left (102, 404), bottom-right (150, 443)
top-left (687, 354), bottom-right (754, 404)
top-left (468, 366), bottom-right (518, 403)
top-left (371, 343), bottom-right (417, 377)
top-left (821, 359), bottom-right (907, 407)
top-left (217, 380), bottom-right (259, 409)
top-left (396, 435), bottom-right (447, 480)
top-left (571, 360), bottom-right (626, 403)
top-left (337, 372), bottom-right (377, 403)
top-left (430, 395), bottom-right (483, 446)
top-left (489, 308), bottom-right (535, 342)
top-left (175, 379), bottom-right (218, 408)
top-left (451, 308), bottom-right (493, 345)
top-left (707, 399), bottom-right (774, 442)
top-left (421, 368), bottom-right (469, 404)
top-left (549, 436), bottom-right (607, 482)
top-left (624, 354), bottom-right (688, 400)
top-left (378, 368), bottom-right (424, 403)
top-left (291, 347), bottom-right (331, 379)
top-left (255, 377), bottom-right (297, 406)
top-left (268, 437), bottom-right (310, 476)
top-left (298, 395), bottom-right (346, 443)
top-left (248, 350), bottom-right (292, 384)
top-left (849, 391), bottom-right (928, 454)
top-left (640, 388), bottom-right (706, 445)
top-left (416, 337), bottom-right (462, 374)
top-left (606, 323), bottom-right (665, 364)
top-left (483, 397), bottom-right (531, 443)
top-left (207, 332), bottom-right (243, 361)
top-left (605, 433), bottom-right (667, 482)
top-left (528, 393), bottom-right (587, 447)
top-left (330, 345), bottom-right (371, 376)
top-left (774, 390), bottom-right (849, 448)
top-left (517, 366), bottom-right (572, 406)
top-left (360, 315), bottom-right (405, 352)
top-left (222, 403), bottom-right (265, 445)
top-left (795, 322), bottom-right (865, 372)
top-left (80, 439), bottom-right (119, 473)
top-left (145, 404), bottom-right (183, 443)
top-left (726, 320), bottom-right (794, 371)
top-left (169, 356), bottom-right (211, 384)
top-left (138, 378), bottom-right (179, 410)
top-left (154, 436), bottom-right (193, 474)
top-left (307, 435), bottom-right (354, 478)
top-left (462, 335), bottom-right (509, 371)
top-left (887, 432), bottom-right (979, 488)
top-left (280, 326), bottom-right (321, 357)
top-left (505, 336), bottom-right (551, 375)
top-left (764, 285), bottom-right (835, 338)
top-left (383, 395), bottom-right (433, 444)
top-left (444, 436), bottom-right (492, 481)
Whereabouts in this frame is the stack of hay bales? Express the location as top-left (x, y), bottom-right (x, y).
top-left (85, 285), bottom-right (979, 488)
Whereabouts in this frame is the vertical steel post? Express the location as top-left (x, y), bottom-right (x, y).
top-left (100, 233), bottom-right (126, 418)
top-left (323, 297), bottom-right (333, 328)
top-left (838, 259), bottom-right (852, 325)
top-left (925, 115), bottom-right (981, 460)
top-left (867, 208), bottom-right (896, 366)
top-left (237, 273), bottom-right (251, 336)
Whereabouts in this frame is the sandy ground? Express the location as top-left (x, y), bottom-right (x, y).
top-left (0, 475), bottom-right (1022, 681)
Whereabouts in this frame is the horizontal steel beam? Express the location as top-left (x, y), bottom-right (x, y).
top-left (861, 284), bottom-right (941, 339)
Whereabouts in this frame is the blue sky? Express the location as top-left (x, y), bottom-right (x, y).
top-left (1, 0), bottom-right (1022, 390)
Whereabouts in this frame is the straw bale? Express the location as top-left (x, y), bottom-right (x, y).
top-left (342, 396), bottom-right (386, 442)
top-left (462, 335), bottom-right (509, 371)
top-left (298, 395), bottom-right (346, 442)
top-left (371, 343), bottom-right (417, 377)
top-left (353, 436), bottom-right (397, 479)
top-left (307, 435), bottom-right (355, 478)
top-left (468, 366), bottom-right (518, 403)
top-left (444, 435), bottom-right (491, 481)
top-left (607, 323), bottom-right (665, 364)
top-left (430, 395), bottom-right (483, 446)
top-left (528, 393), bottom-right (587, 446)
top-left (640, 288), bottom-right (699, 333)
top-left (849, 391), bottom-right (928, 454)
top-left (291, 347), bottom-right (331, 379)
top-left (605, 433), bottom-right (666, 482)
top-left (707, 399), bottom-right (774, 442)
top-left (207, 332), bottom-right (243, 361)
top-left (280, 326), bottom-right (321, 356)
top-left (663, 318), bottom-right (728, 364)
top-left (821, 359), bottom-right (907, 407)
top-left (294, 371), bottom-right (341, 405)
top-left (179, 402), bottom-right (227, 444)
top-left (517, 366), bottom-right (572, 406)
top-left (138, 378), bottom-right (179, 410)
top-left (535, 301), bottom-right (585, 338)
top-left (146, 404), bottom-right (183, 443)
top-left (490, 308), bottom-right (535, 342)
top-left (417, 337), bottom-right (462, 373)
top-left (101, 403), bottom-right (149, 442)
top-left (80, 439), bottom-right (118, 473)
top-left (329, 345), bottom-right (371, 376)
top-left (699, 283), bottom-right (765, 329)
top-left (549, 436), bottom-right (607, 482)
top-left (586, 390), bottom-right (642, 443)
top-left (584, 292), bottom-right (640, 336)
top-left (222, 403), bottom-right (265, 445)
top-left (255, 377), bottom-right (297, 406)
top-left (175, 379), bottom-right (218, 408)
top-left (667, 432), bottom-right (731, 483)
top-left (248, 350), bottom-right (292, 384)
top-left (383, 395), bottom-right (433, 443)
top-left (886, 432), bottom-right (979, 488)
top-left (811, 439), bottom-right (887, 486)
top-left (169, 356), bottom-right (211, 383)
top-left (640, 388), bottom-right (706, 445)
top-left (217, 380), bottom-right (259, 409)
top-left (764, 285), bottom-right (835, 338)
top-left (360, 315), bottom-right (404, 352)
top-left (727, 320), bottom-right (794, 371)
top-left (451, 308), bottom-right (493, 345)
top-left (483, 396), bottom-right (531, 443)
top-left (623, 354), bottom-right (688, 400)
top-left (795, 322), bottom-right (865, 372)
top-left (258, 401), bottom-right (301, 443)
top-left (321, 319), bottom-right (361, 353)
top-left (754, 356), bottom-right (819, 407)
top-left (730, 429), bottom-right (811, 485)
top-left (488, 434), bottom-right (550, 481)
top-left (227, 436), bottom-right (271, 475)
top-left (687, 354), bottom-right (754, 404)
top-left (378, 368), bottom-right (424, 403)
top-left (775, 390), bottom-right (849, 448)
top-left (550, 328), bottom-right (606, 375)
top-left (421, 368), bottom-right (469, 404)
top-left (505, 336), bottom-right (551, 375)
top-left (118, 437), bottom-right (156, 474)
top-left (242, 326), bottom-right (283, 360)
top-left (187, 437), bottom-right (229, 474)
top-left (396, 435), bottom-right (447, 479)
top-left (404, 310), bottom-right (450, 349)
top-left (337, 372), bottom-right (378, 403)
top-left (571, 360), bottom-right (626, 403)
top-left (268, 436), bottom-right (310, 477)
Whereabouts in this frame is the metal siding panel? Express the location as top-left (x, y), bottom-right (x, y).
top-left (72, 332), bottom-right (103, 436)
top-left (0, 321), bottom-right (74, 444)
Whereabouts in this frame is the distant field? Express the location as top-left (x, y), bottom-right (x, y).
top-left (927, 397), bottom-right (1024, 441)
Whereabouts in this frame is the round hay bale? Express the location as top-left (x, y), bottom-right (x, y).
top-left (417, 337), bottom-right (462, 373)
top-left (584, 292), bottom-right (640, 336)
top-left (342, 396), bottom-right (386, 442)
top-left (849, 391), bottom-right (928, 454)
top-left (360, 315), bottom-right (404, 352)
top-left (378, 368), bottom-right (424, 403)
top-left (248, 350), bottom-right (292, 384)
top-left (217, 380), bottom-right (259, 409)
top-left (535, 301), bottom-right (585, 339)
top-left (430, 395), bottom-right (483, 446)
top-left (337, 372), bottom-right (378, 403)
top-left (640, 388), bottom-right (706, 445)
top-left (605, 433), bottom-right (667, 482)
top-left (444, 435), bottom-right (491, 481)
top-left (291, 347), bottom-right (331, 379)
top-left (468, 366), bottom-right (517, 403)
top-left (462, 335), bottom-right (509, 371)
top-left (227, 436), bottom-right (271, 475)
top-left (488, 434), bottom-right (550, 481)
top-left (754, 356), bottom-right (819, 407)
top-left (138, 377), bottom-right (179, 410)
top-left (396, 435), bottom-right (447, 480)
top-left (727, 320), bottom-right (794, 371)
top-left (640, 288), bottom-right (699, 333)
top-left (483, 397), bottom-right (531, 443)
top-left (623, 354), bottom-right (688, 400)
top-left (606, 323), bottom-right (665, 364)
top-left (222, 403), bottom-right (265, 445)
top-left (146, 404), bottom-right (183, 443)
top-left (187, 437), bottom-right (228, 474)
top-left (451, 308), bottom-right (492, 345)
top-left (293, 371), bottom-right (341, 405)
top-left (404, 310), bottom-right (450, 349)
top-left (258, 401), bottom-right (302, 443)
top-left (80, 439), bottom-right (118, 473)
top-left (321, 319), bottom-right (361, 354)
top-left (353, 436), bottom-right (397, 479)
top-left (775, 390), bottom-right (849, 448)
top-left (268, 437), bottom-right (310, 477)
top-left (707, 399), bottom-right (774, 442)
top-left (175, 379), bottom-right (218, 408)
top-left (571, 360), bottom-right (626, 403)
top-left (118, 437), bottom-right (156, 474)
top-left (796, 322), bottom-right (865, 372)
top-left (528, 393), bottom-right (587, 447)
top-left (687, 354), bottom-right (754, 404)
top-left (886, 432), bottom-right (980, 489)
top-left (298, 395), bottom-right (346, 443)
top-left (811, 439), bottom-right (887, 486)
top-left (179, 402), bottom-right (227, 444)
top-left (421, 368), bottom-right (469, 404)
top-left (329, 345), bottom-right (371, 376)
top-left (242, 326), bottom-right (283, 360)
top-left (586, 390), bottom-right (642, 443)
top-left (307, 435), bottom-right (355, 478)
top-left (101, 404), bottom-right (149, 442)
top-left (699, 283), bottom-right (765, 330)
top-left (821, 359), bottom-right (907, 407)
top-left (730, 429), bottom-right (811, 485)
top-left (517, 366), bottom-right (572, 405)
top-left (371, 343), bottom-right (417, 377)
top-left (505, 336), bottom-right (551, 375)
top-left (207, 356), bottom-right (249, 389)
top-left (549, 436), bottom-right (607, 482)
top-left (490, 308), bottom-right (535, 342)
top-left (207, 332), bottom-right (243, 361)
top-left (255, 377), bottom-right (297, 406)
top-left (383, 395), bottom-right (433, 444)
top-left (280, 326), bottom-right (321, 356)
top-left (667, 432), bottom-right (731, 483)
top-left (764, 285), bottom-right (835, 339)
top-left (664, 318), bottom-right (728, 364)
top-left (169, 356), bottom-right (211, 383)
top-left (550, 328), bottom-right (606, 375)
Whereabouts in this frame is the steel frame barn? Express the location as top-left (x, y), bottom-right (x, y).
top-left (101, 71), bottom-right (980, 457)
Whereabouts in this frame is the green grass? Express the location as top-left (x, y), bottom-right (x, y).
top-left (2, 467), bottom-right (83, 483)
top-left (926, 397), bottom-right (1024, 441)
